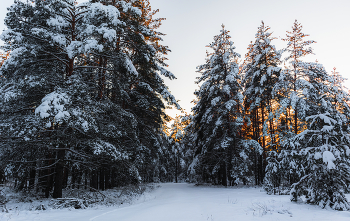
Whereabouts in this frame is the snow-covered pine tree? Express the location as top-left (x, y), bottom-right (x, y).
top-left (75, 0), bottom-right (144, 189)
top-left (113, 0), bottom-right (180, 182)
top-left (277, 19), bottom-right (316, 137)
top-left (0, 0), bottom-right (71, 196)
top-left (288, 63), bottom-right (350, 210)
top-left (242, 21), bottom-right (281, 185)
top-left (271, 20), bottom-right (317, 189)
top-left (92, 0), bottom-right (180, 183)
top-left (191, 25), bottom-right (245, 186)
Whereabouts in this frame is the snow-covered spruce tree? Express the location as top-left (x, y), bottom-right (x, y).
top-left (263, 151), bottom-right (281, 194)
top-left (242, 21), bottom-right (281, 185)
top-left (288, 63), bottom-right (350, 210)
top-left (191, 25), bottom-right (247, 186)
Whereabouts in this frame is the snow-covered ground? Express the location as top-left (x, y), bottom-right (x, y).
top-left (1, 183), bottom-right (350, 221)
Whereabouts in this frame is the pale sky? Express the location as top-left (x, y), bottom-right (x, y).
top-left (1, 0), bottom-right (350, 118)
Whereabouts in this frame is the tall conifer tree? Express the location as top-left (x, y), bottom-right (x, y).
top-left (277, 19), bottom-right (316, 137)
top-left (271, 20), bottom-right (317, 188)
top-left (242, 21), bottom-right (281, 184)
top-left (191, 25), bottom-right (244, 186)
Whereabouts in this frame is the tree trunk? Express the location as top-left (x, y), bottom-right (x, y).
top-left (105, 168), bottom-right (111, 189)
top-left (99, 168), bottom-right (105, 191)
top-left (53, 144), bottom-right (65, 198)
top-left (261, 103), bottom-right (265, 150)
top-left (221, 162), bottom-right (227, 186)
top-left (268, 100), bottom-right (275, 149)
top-left (99, 56), bottom-right (106, 100)
top-left (45, 153), bottom-right (54, 198)
top-left (294, 108), bottom-right (298, 134)
top-left (29, 165), bottom-right (36, 190)
top-left (63, 167), bottom-right (68, 189)
top-left (71, 167), bottom-right (76, 189)
top-left (260, 104), bottom-right (267, 184)
top-left (254, 153), bottom-right (258, 185)
top-left (91, 170), bottom-right (98, 190)
top-left (175, 152), bottom-right (178, 183)
top-left (34, 160), bottom-right (40, 193)
top-left (84, 170), bottom-right (88, 190)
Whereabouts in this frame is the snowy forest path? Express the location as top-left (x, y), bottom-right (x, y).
top-left (4, 183), bottom-right (350, 221)
top-left (90, 183), bottom-right (207, 221)
top-left (88, 183), bottom-right (350, 221)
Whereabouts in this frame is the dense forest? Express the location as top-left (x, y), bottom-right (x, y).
top-left (1, 0), bottom-right (350, 211)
